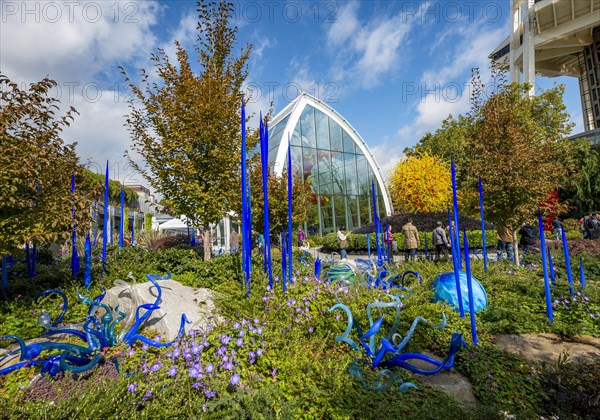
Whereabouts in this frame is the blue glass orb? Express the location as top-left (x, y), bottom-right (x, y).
top-left (432, 271), bottom-right (488, 312)
top-left (325, 263), bottom-right (356, 284)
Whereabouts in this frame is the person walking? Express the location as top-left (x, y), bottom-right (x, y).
top-left (552, 217), bottom-right (563, 241)
top-left (298, 228), bottom-right (306, 247)
top-left (230, 229), bottom-right (240, 253)
top-left (432, 221), bottom-right (450, 261)
top-left (337, 226), bottom-right (349, 260)
top-left (518, 223), bottom-right (536, 254)
top-left (589, 214), bottom-right (600, 240)
top-left (496, 223), bottom-right (514, 261)
top-left (401, 218), bottom-right (420, 261)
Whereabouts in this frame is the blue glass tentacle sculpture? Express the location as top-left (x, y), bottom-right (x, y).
top-left (0, 272), bottom-right (190, 377)
top-left (329, 290), bottom-right (465, 392)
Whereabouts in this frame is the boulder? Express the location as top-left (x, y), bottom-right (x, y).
top-left (101, 279), bottom-right (222, 341)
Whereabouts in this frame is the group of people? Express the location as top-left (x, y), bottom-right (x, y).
top-left (337, 219), bottom-right (455, 262)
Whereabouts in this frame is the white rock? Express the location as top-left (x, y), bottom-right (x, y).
top-left (101, 279), bottom-right (222, 341)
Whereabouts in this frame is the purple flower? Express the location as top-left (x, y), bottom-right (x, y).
top-left (204, 389), bottom-right (216, 399)
top-left (168, 367), bottom-right (178, 377)
top-left (142, 343), bottom-right (149, 351)
top-left (189, 367), bottom-right (201, 378)
top-left (223, 361), bottom-right (233, 370)
top-left (230, 373), bottom-right (240, 386)
top-left (173, 348), bottom-right (181, 358)
top-left (150, 362), bottom-right (162, 372)
top-left (233, 322), bottom-right (241, 330)
top-left (221, 335), bottom-right (232, 345)
top-left (256, 348), bottom-right (263, 357)
top-left (308, 326), bottom-right (314, 333)
top-left (142, 390), bottom-right (152, 401)
top-left (238, 329), bottom-right (245, 338)
top-left (202, 404), bottom-right (207, 412)
top-left (254, 318), bottom-right (259, 324)
top-left (127, 382), bottom-right (137, 393)
top-left (272, 367), bottom-right (277, 378)
top-left (127, 348), bottom-right (135, 357)
top-left (205, 363), bottom-right (215, 374)
top-left (192, 345), bottom-right (201, 354)
top-left (236, 337), bottom-right (244, 347)
top-left (192, 382), bottom-right (204, 389)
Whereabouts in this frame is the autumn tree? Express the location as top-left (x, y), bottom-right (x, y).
top-left (121, 0), bottom-right (251, 259)
top-left (388, 150), bottom-right (452, 213)
top-left (0, 75), bottom-right (100, 255)
top-left (465, 69), bottom-right (575, 229)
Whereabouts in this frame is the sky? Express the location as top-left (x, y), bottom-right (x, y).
top-left (0, 0), bottom-right (585, 186)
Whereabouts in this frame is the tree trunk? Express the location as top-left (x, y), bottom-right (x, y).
top-left (513, 230), bottom-right (520, 266)
top-left (204, 230), bottom-right (211, 261)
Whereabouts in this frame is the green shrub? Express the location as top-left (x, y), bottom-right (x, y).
top-left (322, 230), bottom-right (497, 252)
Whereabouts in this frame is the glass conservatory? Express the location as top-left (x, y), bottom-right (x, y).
top-left (267, 93), bottom-right (392, 236)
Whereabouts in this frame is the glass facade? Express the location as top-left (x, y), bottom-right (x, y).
top-left (268, 96), bottom-right (390, 236)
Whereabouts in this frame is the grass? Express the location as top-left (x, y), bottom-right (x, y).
top-left (1, 245), bottom-right (599, 418)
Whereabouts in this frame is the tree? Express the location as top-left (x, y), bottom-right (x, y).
top-left (0, 75), bottom-right (99, 255)
top-left (388, 150), bottom-right (452, 213)
top-left (465, 69), bottom-right (575, 228)
top-left (121, 0), bottom-right (251, 259)
top-left (559, 141), bottom-right (600, 215)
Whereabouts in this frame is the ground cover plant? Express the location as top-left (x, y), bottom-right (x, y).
top-left (0, 244), bottom-right (599, 418)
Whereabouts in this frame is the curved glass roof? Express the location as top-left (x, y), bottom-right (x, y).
top-left (267, 93), bottom-right (392, 235)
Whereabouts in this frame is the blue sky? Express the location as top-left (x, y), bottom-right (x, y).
top-left (1, 1), bottom-right (584, 184)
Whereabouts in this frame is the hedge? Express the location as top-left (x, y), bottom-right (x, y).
top-left (321, 230), bottom-right (498, 252)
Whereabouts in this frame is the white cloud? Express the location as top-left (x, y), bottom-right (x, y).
top-left (393, 22), bottom-right (506, 148)
top-left (325, 1), bottom-right (413, 89)
top-left (0, 0), bottom-right (163, 177)
top-left (326, 1), bottom-right (359, 46)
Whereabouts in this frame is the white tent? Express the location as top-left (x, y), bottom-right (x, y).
top-left (158, 216), bottom-right (190, 232)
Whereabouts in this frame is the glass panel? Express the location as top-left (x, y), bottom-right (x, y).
top-left (290, 123), bottom-right (301, 146)
top-left (344, 153), bottom-right (357, 195)
top-left (359, 195), bottom-right (371, 225)
top-left (268, 145), bottom-right (280, 171)
top-left (333, 195), bottom-right (346, 230)
top-left (307, 202), bottom-right (320, 236)
top-left (320, 196), bottom-right (334, 234)
top-left (317, 148), bottom-right (331, 195)
top-left (331, 151), bottom-right (345, 194)
top-left (356, 154), bottom-right (369, 195)
top-left (290, 146), bottom-right (303, 179)
top-left (300, 106), bottom-right (316, 148)
top-left (342, 130), bottom-right (355, 154)
top-left (329, 117), bottom-right (343, 152)
top-left (302, 147), bottom-right (317, 184)
top-left (347, 195), bottom-right (359, 231)
top-left (267, 115), bottom-right (289, 152)
top-left (315, 109), bottom-right (330, 150)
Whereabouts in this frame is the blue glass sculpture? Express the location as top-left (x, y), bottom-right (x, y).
top-left (0, 273), bottom-right (189, 377)
top-left (329, 289), bottom-right (465, 392)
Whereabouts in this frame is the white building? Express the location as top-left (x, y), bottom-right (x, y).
top-left (492, 0), bottom-right (600, 141)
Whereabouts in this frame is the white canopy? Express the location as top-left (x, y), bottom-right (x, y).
top-left (158, 216), bottom-right (190, 232)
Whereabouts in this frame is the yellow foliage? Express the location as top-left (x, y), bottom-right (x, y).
top-left (388, 151), bottom-right (452, 213)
